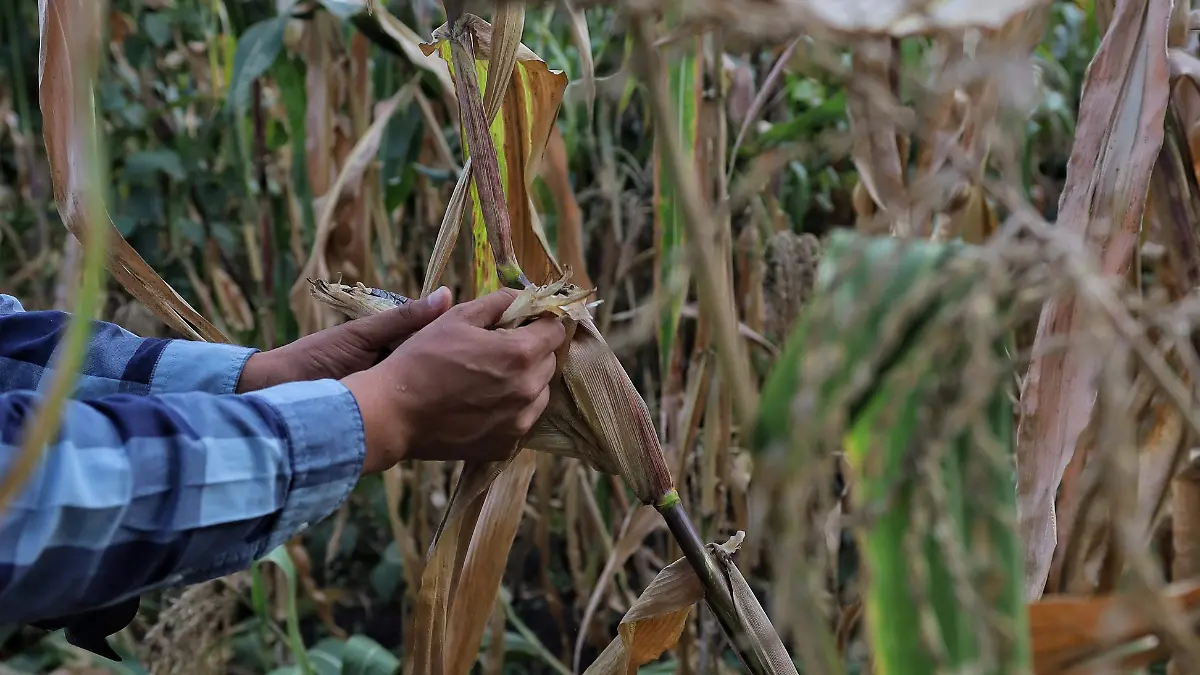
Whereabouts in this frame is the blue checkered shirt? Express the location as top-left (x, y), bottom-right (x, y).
top-left (0, 294), bottom-right (365, 624)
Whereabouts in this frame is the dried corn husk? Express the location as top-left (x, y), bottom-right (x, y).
top-left (310, 277), bottom-right (796, 675)
top-left (310, 277), bottom-right (675, 505)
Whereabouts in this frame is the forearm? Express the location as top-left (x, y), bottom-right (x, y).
top-left (0, 381), bottom-right (364, 624)
top-left (0, 296), bottom-right (258, 398)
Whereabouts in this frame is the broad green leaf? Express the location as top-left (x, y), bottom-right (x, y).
top-left (341, 635), bottom-right (401, 675)
top-left (226, 16), bottom-right (288, 114)
top-left (255, 545), bottom-right (315, 675)
top-left (142, 12), bottom-right (172, 47)
top-left (123, 149), bottom-right (186, 182)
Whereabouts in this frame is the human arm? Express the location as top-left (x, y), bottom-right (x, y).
top-left (0, 288), bottom-right (566, 624)
top-left (0, 289), bottom-right (452, 399)
top-left (0, 294), bottom-right (257, 399)
top-left (0, 379), bottom-right (365, 625)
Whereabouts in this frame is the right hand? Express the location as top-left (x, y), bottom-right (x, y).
top-left (342, 287), bottom-right (567, 473)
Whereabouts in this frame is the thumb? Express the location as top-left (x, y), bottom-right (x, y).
top-left (452, 288), bottom-right (520, 328)
top-left (354, 286), bottom-right (453, 344)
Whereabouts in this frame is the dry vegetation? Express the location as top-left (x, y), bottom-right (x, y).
top-left (8, 0), bottom-right (1200, 673)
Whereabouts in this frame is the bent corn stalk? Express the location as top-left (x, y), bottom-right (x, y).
top-left (308, 278), bottom-right (796, 675)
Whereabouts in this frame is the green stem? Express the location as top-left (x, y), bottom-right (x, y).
top-left (501, 592), bottom-right (573, 675)
top-left (657, 498), bottom-right (772, 675)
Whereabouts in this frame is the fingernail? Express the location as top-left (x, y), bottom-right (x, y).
top-left (425, 286), bottom-right (452, 311)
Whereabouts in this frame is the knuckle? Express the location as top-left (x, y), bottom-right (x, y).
top-left (518, 376), bottom-right (543, 403)
top-left (515, 407), bottom-right (542, 435)
top-left (509, 339), bottom-right (536, 366)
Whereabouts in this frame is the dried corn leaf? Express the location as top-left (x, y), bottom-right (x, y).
top-left (1017, 0), bottom-right (1172, 598)
top-left (846, 37), bottom-right (910, 236)
top-left (1029, 580), bottom-right (1200, 674)
top-left (421, 14), bottom-right (567, 287)
top-left (39, 0), bottom-right (226, 343)
top-left (575, 506), bottom-right (665, 672)
top-left (445, 450), bottom-right (538, 675)
top-left (542, 124), bottom-right (593, 289)
top-left (290, 82), bottom-right (415, 334)
top-left (561, 0), bottom-right (595, 121)
top-left (581, 534), bottom-right (727, 675)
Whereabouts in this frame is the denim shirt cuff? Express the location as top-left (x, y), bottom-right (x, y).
top-left (150, 340), bottom-right (259, 395)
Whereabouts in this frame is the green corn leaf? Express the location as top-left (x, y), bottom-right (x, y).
top-left (753, 230), bottom-right (1030, 675)
top-left (253, 545), bottom-right (315, 675)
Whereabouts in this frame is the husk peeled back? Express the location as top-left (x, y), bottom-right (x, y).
top-left (308, 278), bottom-right (675, 505)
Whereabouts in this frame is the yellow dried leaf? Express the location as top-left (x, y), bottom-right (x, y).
top-left (421, 14), bottom-right (568, 287)
top-left (575, 506), bottom-right (665, 672)
top-left (583, 534), bottom-right (770, 675)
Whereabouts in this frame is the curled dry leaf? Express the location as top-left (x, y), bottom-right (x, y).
top-left (1016, 0), bottom-right (1173, 599)
top-left (581, 536), bottom-right (726, 675)
top-left (582, 532), bottom-right (795, 675)
top-left (574, 506), bottom-right (665, 672)
top-left (39, 0), bottom-right (227, 343)
top-left (1029, 580), bottom-right (1200, 674)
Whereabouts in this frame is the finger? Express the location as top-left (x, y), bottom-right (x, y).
top-left (451, 288), bottom-right (520, 328)
top-left (509, 316), bottom-right (567, 357)
top-left (513, 385), bottom-right (551, 437)
top-left (351, 286), bottom-right (453, 347)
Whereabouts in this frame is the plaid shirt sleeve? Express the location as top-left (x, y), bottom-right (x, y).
top-left (0, 294), bottom-right (260, 398)
top-left (0, 295), bottom-right (366, 624)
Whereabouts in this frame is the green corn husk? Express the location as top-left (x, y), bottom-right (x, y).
top-left (754, 230), bottom-right (1031, 675)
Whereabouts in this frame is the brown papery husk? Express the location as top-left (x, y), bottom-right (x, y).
top-left (307, 276), bottom-right (675, 504)
top-left (506, 281), bottom-right (675, 506)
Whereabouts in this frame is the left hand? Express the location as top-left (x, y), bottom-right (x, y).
top-left (236, 287), bottom-right (453, 392)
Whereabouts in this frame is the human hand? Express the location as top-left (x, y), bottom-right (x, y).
top-left (236, 287), bottom-right (453, 393)
top-left (342, 288), bottom-right (568, 474)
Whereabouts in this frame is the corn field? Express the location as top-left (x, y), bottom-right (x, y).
top-left (6, 0), bottom-right (1200, 673)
